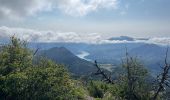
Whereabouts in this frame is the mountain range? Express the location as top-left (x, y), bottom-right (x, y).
top-left (32, 41), bottom-right (169, 75)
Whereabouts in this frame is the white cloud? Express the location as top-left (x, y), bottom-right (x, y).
top-left (0, 0), bottom-right (118, 19)
top-left (0, 0), bottom-right (51, 19)
top-left (0, 26), bottom-right (103, 43)
top-left (0, 26), bottom-right (170, 45)
top-left (106, 37), bottom-right (170, 45)
top-left (148, 37), bottom-right (170, 45)
top-left (57, 0), bottom-right (118, 16)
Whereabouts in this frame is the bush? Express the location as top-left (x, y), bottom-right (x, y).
top-left (87, 81), bottom-right (109, 98)
top-left (0, 37), bottom-right (85, 100)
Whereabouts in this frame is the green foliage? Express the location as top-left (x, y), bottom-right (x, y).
top-left (0, 37), bottom-right (32, 75)
top-left (117, 56), bottom-right (152, 100)
top-left (87, 81), bottom-right (109, 98)
top-left (0, 37), bottom-right (86, 100)
top-left (87, 80), bottom-right (126, 100)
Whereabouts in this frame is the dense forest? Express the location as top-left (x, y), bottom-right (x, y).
top-left (0, 37), bottom-right (170, 100)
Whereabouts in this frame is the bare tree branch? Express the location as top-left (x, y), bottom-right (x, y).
top-left (33, 48), bottom-right (40, 56)
top-left (94, 60), bottom-right (114, 84)
top-left (153, 47), bottom-right (170, 100)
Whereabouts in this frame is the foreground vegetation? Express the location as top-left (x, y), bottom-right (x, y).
top-left (0, 37), bottom-right (87, 100)
top-left (0, 37), bottom-right (169, 100)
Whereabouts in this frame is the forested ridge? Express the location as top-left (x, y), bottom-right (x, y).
top-left (0, 37), bottom-right (170, 100)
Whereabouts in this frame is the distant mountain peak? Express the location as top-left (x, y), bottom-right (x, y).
top-left (38, 47), bottom-right (95, 75)
top-left (108, 36), bottom-right (134, 41)
top-left (59, 46), bottom-right (67, 50)
top-left (58, 47), bottom-right (70, 52)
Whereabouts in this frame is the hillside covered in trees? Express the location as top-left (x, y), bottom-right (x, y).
top-left (0, 37), bottom-right (170, 100)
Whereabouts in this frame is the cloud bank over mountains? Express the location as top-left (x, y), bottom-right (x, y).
top-left (0, 26), bottom-right (102, 43)
top-left (0, 26), bottom-right (170, 45)
top-left (0, 0), bottom-right (118, 19)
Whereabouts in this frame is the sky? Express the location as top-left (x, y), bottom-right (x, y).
top-left (0, 0), bottom-right (170, 43)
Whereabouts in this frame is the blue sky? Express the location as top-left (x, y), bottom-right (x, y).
top-left (0, 0), bottom-right (170, 43)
